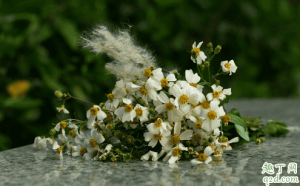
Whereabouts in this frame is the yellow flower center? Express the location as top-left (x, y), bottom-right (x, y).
top-left (218, 138), bottom-right (224, 143)
top-left (80, 147), bottom-right (87, 156)
top-left (125, 104), bottom-right (133, 112)
top-left (94, 122), bottom-right (102, 132)
top-left (191, 47), bottom-right (200, 57)
top-left (154, 132), bottom-right (163, 141)
top-left (106, 113), bottom-right (113, 122)
top-left (139, 87), bottom-right (148, 95)
top-left (225, 62), bottom-right (231, 70)
top-left (160, 78), bottom-right (168, 87)
top-left (126, 89), bottom-right (129, 94)
top-left (56, 147), bottom-right (62, 154)
top-left (222, 115), bottom-right (231, 124)
top-left (201, 100), bottom-right (210, 109)
top-left (106, 93), bottom-right (114, 101)
top-left (191, 104), bottom-right (198, 108)
top-left (59, 121), bottom-right (67, 129)
top-left (214, 151), bottom-right (221, 155)
top-left (190, 83), bottom-right (197, 87)
top-left (173, 147), bottom-right (181, 157)
top-left (191, 133), bottom-right (201, 143)
top-left (165, 103), bottom-right (174, 111)
top-left (170, 135), bottom-right (181, 145)
top-left (210, 144), bottom-right (214, 149)
top-left (213, 91), bottom-right (221, 98)
top-left (155, 120), bottom-right (162, 127)
top-left (69, 130), bottom-right (76, 138)
top-left (195, 122), bottom-right (202, 129)
top-left (135, 108), bottom-right (143, 116)
top-left (89, 139), bottom-right (97, 148)
top-left (179, 94), bottom-right (189, 104)
top-left (90, 107), bottom-right (98, 116)
top-left (144, 68), bottom-right (152, 77)
top-left (198, 153), bottom-right (207, 162)
top-left (6, 80), bottom-right (30, 98)
top-left (207, 110), bottom-right (217, 120)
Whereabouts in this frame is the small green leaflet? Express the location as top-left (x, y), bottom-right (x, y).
top-left (227, 113), bottom-right (250, 141)
top-left (199, 82), bottom-right (211, 86)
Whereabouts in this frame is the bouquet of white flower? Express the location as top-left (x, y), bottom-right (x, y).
top-left (33, 24), bottom-right (288, 164)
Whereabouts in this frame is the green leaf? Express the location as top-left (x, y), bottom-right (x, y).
top-left (222, 124), bottom-right (235, 131)
top-left (199, 82), bottom-right (211, 86)
top-left (56, 17), bottom-right (78, 50)
top-left (228, 108), bottom-right (241, 117)
top-left (263, 120), bottom-right (289, 137)
top-left (227, 113), bottom-right (250, 141)
top-left (266, 120), bottom-right (287, 127)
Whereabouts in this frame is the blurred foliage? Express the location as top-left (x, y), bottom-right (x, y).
top-left (1, 0), bottom-right (300, 150)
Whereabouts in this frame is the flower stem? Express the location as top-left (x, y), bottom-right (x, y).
top-left (64, 93), bottom-right (97, 106)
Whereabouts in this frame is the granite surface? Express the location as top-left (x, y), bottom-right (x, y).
top-left (1, 98), bottom-right (300, 186)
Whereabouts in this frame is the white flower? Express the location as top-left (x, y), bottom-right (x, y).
top-left (163, 121), bottom-right (193, 151)
top-left (221, 60), bottom-right (237, 76)
top-left (163, 143), bottom-right (188, 164)
top-left (201, 100), bottom-right (225, 132)
top-left (84, 129), bottom-right (105, 152)
top-left (146, 118), bottom-right (168, 134)
top-left (141, 150), bottom-right (158, 161)
top-left (134, 104), bottom-right (149, 124)
top-left (68, 124), bottom-right (83, 144)
top-left (52, 141), bottom-right (63, 159)
top-left (136, 78), bottom-right (159, 104)
top-left (105, 79), bottom-right (130, 111)
top-left (155, 91), bottom-right (183, 124)
top-left (66, 144), bottom-right (77, 156)
top-left (56, 105), bottom-right (69, 114)
top-left (180, 69), bottom-right (203, 91)
top-left (206, 84), bottom-right (231, 102)
top-left (144, 129), bottom-right (171, 148)
top-left (72, 142), bottom-right (88, 157)
top-left (54, 121), bottom-right (68, 136)
top-left (99, 144), bottom-right (113, 160)
top-left (86, 105), bottom-right (107, 129)
top-left (170, 84), bottom-right (200, 107)
top-left (33, 136), bottom-right (51, 150)
top-left (191, 41), bottom-right (207, 65)
top-left (150, 68), bottom-right (177, 90)
top-left (114, 98), bottom-right (136, 122)
top-left (191, 146), bottom-right (214, 165)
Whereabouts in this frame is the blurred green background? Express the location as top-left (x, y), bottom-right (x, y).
top-left (1, 0), bottom-right (300, 151)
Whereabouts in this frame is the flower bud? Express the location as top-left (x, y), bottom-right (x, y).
top-left (185, 140), bottom-right (191, 146)
top-left (132, 79), bottom-right (137, 84)
top-left (54, 90), bottom-right (63, 98)
top-left (101, 155), bottom-right (107, 161)
top-left (214, 45), bottom-right (222, 54)
top-left (204, 61), bottom-right (210, 67)
top-left (207, 42), bottom-right (213, 52)
top-left (260, 137), bottom-right (266, 142)
top-left (255, 138), bottom-right (261, 144)
top-left (49, 129), bottom-right (56, 136)
top-left (111, 155), bottom-right (117, 162)
top-left (99, 103), bottom-right (104, 107)
top-left (106, 123), bottom-right (114, 130)
top-left (202, 140), bottom-right (210, 148)
top-left (150, 67), bottom-right (155, 71)
top-left (216, 80), bottom-right (220, 85)
top-left (208, 137), bottom-right (214, 143)
top-left (134, 74), bottom-right (139, 79)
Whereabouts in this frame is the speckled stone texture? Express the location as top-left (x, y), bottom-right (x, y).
top-left (1, 98), bottom-right (300, 186)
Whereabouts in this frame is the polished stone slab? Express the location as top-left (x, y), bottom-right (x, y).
top-left (1, 98), bottom-right (300, 186)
